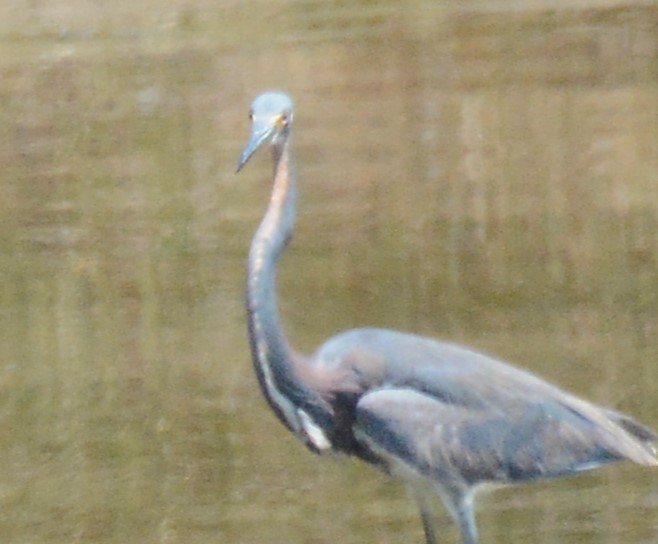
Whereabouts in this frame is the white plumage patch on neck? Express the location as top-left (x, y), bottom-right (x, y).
top-left (253, 317), bottom-right (332, 452)
top-left (253, 321), bottom-right (302, 435)
top-left (298, 408), bottom-right (332, 451)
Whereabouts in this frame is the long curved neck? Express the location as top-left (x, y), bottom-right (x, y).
top-left (247, 135), bottom-right (296, 360)
top-left (246, 134), bottom-right (310, 431)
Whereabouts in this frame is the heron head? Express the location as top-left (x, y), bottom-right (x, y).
top-left (237, 91), bottom-right (294, 172)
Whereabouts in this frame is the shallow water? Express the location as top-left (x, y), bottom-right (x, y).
top-left (0, 1), bottom-right (657, 543)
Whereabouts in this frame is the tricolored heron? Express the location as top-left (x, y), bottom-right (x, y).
top-left (236, 90), bottom-right (656, 544)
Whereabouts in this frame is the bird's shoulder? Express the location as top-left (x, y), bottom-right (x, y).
top-left (309, 326), bottom-right (567, 411)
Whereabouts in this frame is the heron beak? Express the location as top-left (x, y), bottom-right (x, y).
top-left (236, 117), bottom-right (277, 173)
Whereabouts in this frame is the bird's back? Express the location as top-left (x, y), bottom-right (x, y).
top-left (311, 327), bottom-right (657, 483)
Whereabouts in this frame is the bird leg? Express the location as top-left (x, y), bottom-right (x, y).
top-left (455, 499), bottom-right (478, 544)
top-left (409, 485), bottom-right (440, 544)
top-left (419, 506), bottom-right (438, 544)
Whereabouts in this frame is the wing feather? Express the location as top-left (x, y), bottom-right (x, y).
top-left (354, 387), bottom-right (652, 489)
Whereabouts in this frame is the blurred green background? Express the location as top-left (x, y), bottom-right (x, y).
top-left (0, 2), bottom-right (657, 543)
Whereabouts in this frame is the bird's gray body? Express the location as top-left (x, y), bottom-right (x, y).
top-left (236, 90), bottom-right (656, 544)
top-left (312, 327), bottom-right (654, 479)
